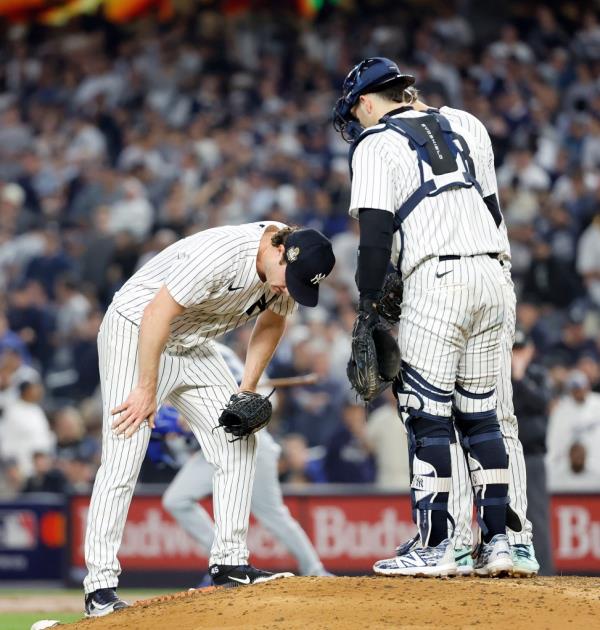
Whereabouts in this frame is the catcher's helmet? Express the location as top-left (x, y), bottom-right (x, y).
top-left (333, 57), bottom-right (415, 142)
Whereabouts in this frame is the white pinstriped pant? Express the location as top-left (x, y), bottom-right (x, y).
top-left (398, 255), bottom-right (511, 543)
top-left (399, 255), bottom-right (510, 413)
top-left (83, 307), bottom-right (257, 594)
top-left (450, 265), bottom-right (533, 547)
top-left (162, 431), bottom-right (325, 576)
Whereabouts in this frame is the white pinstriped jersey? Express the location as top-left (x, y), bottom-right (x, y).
top-left (111, 222), bottom-right (296, 353)
top-left (349, 106), bottom-right (510, 277)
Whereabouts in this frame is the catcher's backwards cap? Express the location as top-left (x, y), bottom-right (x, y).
top-left (333, 57), bottom-right (415, 142)
top-left (284, 229), bottom-right (335, 307)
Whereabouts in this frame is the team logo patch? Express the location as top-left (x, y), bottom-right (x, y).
top-left (286, 246), bottom-right (300, 263)
top-left (310, 273), bottom-right (326, 285)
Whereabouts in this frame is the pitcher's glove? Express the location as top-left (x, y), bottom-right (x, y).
top-left (347, 302), bottom-right (401, 402)
top-left (217, 391), bottom-right (273, 441)
top-left (376, 272), bottom-right (403, 324)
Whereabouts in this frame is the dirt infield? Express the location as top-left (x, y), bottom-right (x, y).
top-left (64, 576), bottom-right (600, 630)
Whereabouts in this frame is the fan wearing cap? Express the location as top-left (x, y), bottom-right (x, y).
top-left (82, 221), bottom-right (335, 613)
top-left (333, 57), bottom-right (516, 578)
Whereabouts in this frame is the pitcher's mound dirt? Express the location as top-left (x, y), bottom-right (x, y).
top-left (69, 576), bottom-right (600, 630)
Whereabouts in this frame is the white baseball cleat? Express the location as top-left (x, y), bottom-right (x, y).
top-left (474, 534), bottom-right (513, 577)
top-left (394, 533), bottom-right (419, 557)
top-left (394, 535), bottom-right (473, 577)
top-left (511, 544), bottom-right (540, 577)
top-left (454, 547), bottom-right (474, 576)
top-left (374, 538), bottom-right (457, 577)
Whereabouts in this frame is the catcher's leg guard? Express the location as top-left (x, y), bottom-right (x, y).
top-left (454, 408), bottom-right (509, 543)
top-left (405, 411), bottom-right (454, 547)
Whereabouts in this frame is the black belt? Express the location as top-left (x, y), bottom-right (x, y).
top-left (439, 253), bottom-right (501, 263)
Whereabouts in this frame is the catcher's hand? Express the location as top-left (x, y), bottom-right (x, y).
top-left (217, 391), bottom-right (273, 441)
top-left (376, 272), bottom-right (403, 324)
top-left (347, 306), bottom-right (401, 402)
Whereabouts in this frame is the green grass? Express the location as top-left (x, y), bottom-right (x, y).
top-left (0, 612), bottom-right (82, 630)
top-left (0, 589), bottom-right (173, 630)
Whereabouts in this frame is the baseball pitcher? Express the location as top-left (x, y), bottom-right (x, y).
top-left (83, 222), bottom-right (335, 616)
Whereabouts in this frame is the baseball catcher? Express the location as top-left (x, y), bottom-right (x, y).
top-left (334, 55), bottom-right (513, 579)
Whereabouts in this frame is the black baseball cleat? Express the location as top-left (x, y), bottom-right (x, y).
top-left (84, 588), bottom-right (130, 617)
top-left (209, 564), bottom-right (294, 588)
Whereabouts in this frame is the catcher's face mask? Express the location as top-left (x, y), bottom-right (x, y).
top-left (283, 229), bottom-right (336, 307)
top-left (332, 57), bottom-right (415, 143)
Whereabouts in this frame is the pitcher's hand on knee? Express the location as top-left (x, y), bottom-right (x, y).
top-left (111, 386), bottom-right (157, 438)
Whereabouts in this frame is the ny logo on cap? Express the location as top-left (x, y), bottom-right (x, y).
top-left (310, 273), bottom-right (326, 285)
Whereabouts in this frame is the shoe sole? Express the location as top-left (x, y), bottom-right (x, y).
top-left (474, 558), bottom-right (513, 578)
top-left (253, 572), bottom-right (294, 584)
top-left (373, 563), bottom-right (458, 578)
top-left (455, 565), bottom-right (474, 576)
top-left (219, 572), bottom-right (294, 588)
top-left (510, 567), bottom-right (538, 578)
top-left (85, 603), bottom-right (129, 618)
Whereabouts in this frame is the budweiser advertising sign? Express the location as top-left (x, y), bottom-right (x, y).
top-left (552, 495), bottom-right (600, 572)
top-left (69, 494), bottom-right (415, 572)
top-left (69, 493), bottom-right (600, 574)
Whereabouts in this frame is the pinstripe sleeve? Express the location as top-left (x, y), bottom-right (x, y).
top-left (477, 124), bottom-right (499, 199)
top-left (349, 135), bottom-right (397, 216)
top-left (165, 251), bottom-right (214, 307)
top-left (268, 295), bottom-right (297, 317)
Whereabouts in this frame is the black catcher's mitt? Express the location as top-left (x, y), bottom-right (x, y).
top-left (347, 311), bottom-right (401, 402)
top-left (218, 391), bottom-right (273, 441)
top-left (376, 272), bottom-right (403, 324)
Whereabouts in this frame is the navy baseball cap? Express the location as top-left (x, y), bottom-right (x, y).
top-left (284, 229), bottom-right (336, 307)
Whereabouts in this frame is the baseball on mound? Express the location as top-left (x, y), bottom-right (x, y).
top-left (31, 620), bottom-right (61, 630)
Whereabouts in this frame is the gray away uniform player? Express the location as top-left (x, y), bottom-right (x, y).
top-left (334, 57), bottom-right (514, 577)
top-left (161, 343), bottom-right (330, 579)
top-left (83, 222), bottom-right (335, 616)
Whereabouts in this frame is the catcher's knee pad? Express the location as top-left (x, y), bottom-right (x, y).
top-left (454, 408), bottom-right (509, 538)
top-left (454, 408), bottom-right (508, 469)
top-left (399, 363), bottom-right (453, 418)
top-left (406, 411), bottom-right (454, 546)
top-left (453, 383), bottom-right (497, 416)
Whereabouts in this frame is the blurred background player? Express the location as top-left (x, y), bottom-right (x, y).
top-left (158, 343), bottom-right (331, 581)
top-left (509, 329), bottom-right (553, 575)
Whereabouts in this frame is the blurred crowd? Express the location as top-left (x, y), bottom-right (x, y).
top-left (0, 1), bottom-right (599, 498)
